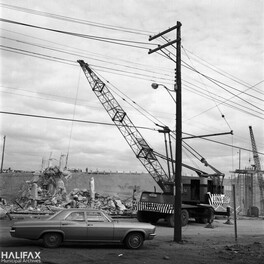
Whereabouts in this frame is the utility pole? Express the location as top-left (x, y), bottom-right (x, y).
top-left (149, 22), bottom-right (182, 242)
top-left (238, 149), bottom-right (241, 170)
top-left (175, 21), bottom-right (182, 242)
top-left (1, 135), bottom-right (6, 173)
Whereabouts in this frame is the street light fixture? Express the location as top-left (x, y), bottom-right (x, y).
top-left (151, 83), bottom-right (176, 103)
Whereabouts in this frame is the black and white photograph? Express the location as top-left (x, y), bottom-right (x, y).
top-left (0, 0), bottom-right (263, 263)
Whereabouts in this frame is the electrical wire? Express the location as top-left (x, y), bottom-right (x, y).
top-left (183, 82), bottom-right (264, 121)
top-left (0, 3), bottom-right (152, 36)
top-left (0, 35), bottom-right (173, 81)
top-left (182, 45), bottom-right (232, 131)
top-left (182, 46), bottom-right (264, 97)
top-left (2, 44), bottom-right (263, 122)
top-left (2, 5), bottom-right (263, 173)
top-left (157, 38), bottom-right (264, 112)
top-left (0, 45), bottom-right (76, 66)
top-left (3, 30), bottom-right (262, 118)
top-left (1, 32), bottom-right (262, 150)
top-left (0, 18), bottom-right (154, 50)
top-left (0, 110), bottom-right (158, 131)
top-left (92, 68), bottom-right (167, 127)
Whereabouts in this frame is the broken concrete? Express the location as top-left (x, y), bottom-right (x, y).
top-left (1, 167), bottom-right (137, 219)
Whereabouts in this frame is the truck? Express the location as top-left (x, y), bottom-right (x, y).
top-left (137, 176), bottom-right (223, 226)
top-left (78, 60), bottom-right (229, 227)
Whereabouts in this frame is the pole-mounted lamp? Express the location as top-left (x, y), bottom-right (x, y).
top-left (151, 83), bottom-right (176, 103)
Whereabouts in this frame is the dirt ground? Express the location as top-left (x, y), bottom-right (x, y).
top-left (0, 216), bottom-right (263, 264)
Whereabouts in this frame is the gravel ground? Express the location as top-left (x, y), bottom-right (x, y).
top-left (0, 216), bottom-right (263, 264)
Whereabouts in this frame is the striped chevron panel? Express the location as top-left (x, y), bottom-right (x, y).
top-left (207, 193), bottom-right (230, 206)
top-left (137, 202), bottom-right (174, 214)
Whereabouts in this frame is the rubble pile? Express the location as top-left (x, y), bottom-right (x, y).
top-left (0, 166), bottom-right (137, 218)
top-left (67, 188), bottom-right (136, 215)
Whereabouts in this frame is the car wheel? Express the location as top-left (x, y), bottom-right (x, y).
top-left (124, 232), bottom-right (144, 249)
top-left (43, 232), bottom-right (62, 248)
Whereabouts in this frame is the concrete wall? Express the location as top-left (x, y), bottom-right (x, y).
top-left (0, 172), bottom-right (162, 202)
top-left (0, 173), bottom-right (33, 201)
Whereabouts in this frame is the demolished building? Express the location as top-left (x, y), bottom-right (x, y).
top-left (1, 167), bottom-right (137, 219)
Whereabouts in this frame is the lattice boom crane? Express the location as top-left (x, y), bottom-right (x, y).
top-left (78, 59), bottom-right (230, 226)
top-left (249, 126), bottom-right (264, 213)
top-left (78, 60), bottom-right (173, 193)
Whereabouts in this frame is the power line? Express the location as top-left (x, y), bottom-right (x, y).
top-left (1, 35), bottom-right (173, 81)
top-left (182, 46), bottom-right (264, 96)
top-left (0, 110), bottom-right (157, 131)
top-left (0, 18), bottom-right (153, 50)
top-left (0, 45), bottom-right (75, 66)
top-left (182, 45), bottom-right (232, 131)
top-left (3, 31), bottom-right (262, 115)
top-left (2, 12), bottom-right (263, 119)
top-left (157, 38), bottom-right (264, 110)
top-left (183, 82), bottom-right (264, 121)
top-left (1, 27), bottom-right (174, 76)
top-left (2, 44), bottom-right (263, 122)
top-left (2, 32), bottom-right (263, 125)
top-left (0, 3), bottom-right (152, 36)
top-left (182, 59), bottom-right (264, 113)
top-left (94, 69), bottom-right (167, 127)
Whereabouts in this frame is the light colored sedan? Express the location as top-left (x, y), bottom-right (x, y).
top-left (10, 208), bottom-right (156, 249)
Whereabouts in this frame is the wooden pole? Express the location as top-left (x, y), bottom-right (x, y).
top-left (232, 184), bottom-right (238, 242)
top-left (0, 135), bottom-right (6, 173)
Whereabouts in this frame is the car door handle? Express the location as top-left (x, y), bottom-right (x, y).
top-left (87, 224), bottom-right (93, 227)
top-left (62, 223), bottom-right (69, 225)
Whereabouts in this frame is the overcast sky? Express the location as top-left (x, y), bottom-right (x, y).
top-left (0, 0), bottom-right (263, 178)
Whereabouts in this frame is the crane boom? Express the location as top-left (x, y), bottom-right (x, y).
top-left (249, 126), bottom-right (264, 213)
top-left (78, 60), bottom-right (173, 193)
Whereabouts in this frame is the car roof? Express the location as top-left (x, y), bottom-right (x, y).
top-left (60, 208), bottom-right (102, 212)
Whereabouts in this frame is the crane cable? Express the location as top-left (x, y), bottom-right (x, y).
top-left (90, 66), bottom-right (210, 165)
top-left (66, 68), bottom-right (81, 169)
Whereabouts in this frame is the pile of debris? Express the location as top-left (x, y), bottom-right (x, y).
top-left (67, 188), bottom-right (136, 215)
top-left (1, 166), bottom-right (137, 218)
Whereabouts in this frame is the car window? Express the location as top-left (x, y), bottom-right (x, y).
top-left (65, 212), bottom-right (85, 222)
top-left (86, 211), bottom-right (107, 222)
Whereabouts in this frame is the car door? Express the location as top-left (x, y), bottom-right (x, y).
top-left (86, 211), bottom-right (114, 241)
top-left (61, 211), bottom-right (88, 241)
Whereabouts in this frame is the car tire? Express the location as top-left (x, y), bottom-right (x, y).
top-left (43, 232), bottom-right (62, 248)
top-left (124, 232), bottom-right (144, 249)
